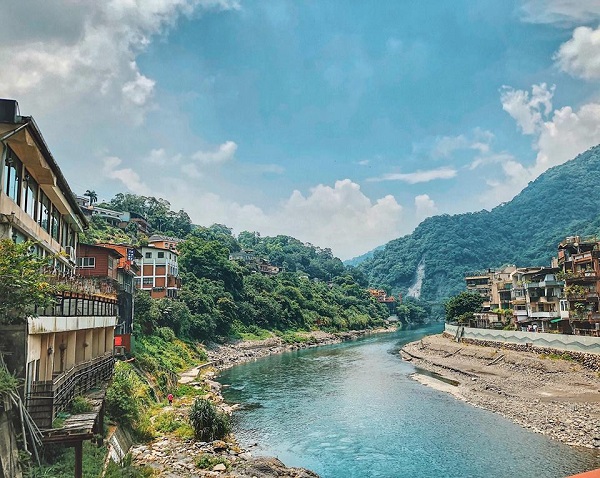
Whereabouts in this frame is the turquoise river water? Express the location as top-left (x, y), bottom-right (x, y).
top-left (219, 325), bottom-right (600, 478)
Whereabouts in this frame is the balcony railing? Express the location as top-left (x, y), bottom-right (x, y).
top-left (34, 290), bottom-right (118, 317)
top-left (27, 353), bottom-right (114, 428)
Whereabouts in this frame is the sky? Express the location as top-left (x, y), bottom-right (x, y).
top-left (2, 0), bottom-right (600, 260)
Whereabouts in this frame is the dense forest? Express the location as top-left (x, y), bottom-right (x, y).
top-left (80, 200), bottom-right (434, 343)
top-left (357, 144), bottom-right (600, 304)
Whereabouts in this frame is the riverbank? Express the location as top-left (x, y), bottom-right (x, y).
top-left (206, 327), bottom-right (396, 370)
top-left (129, 327), bottom-right (397, 476)
top-left (401, 333), bottom-right (600, 449)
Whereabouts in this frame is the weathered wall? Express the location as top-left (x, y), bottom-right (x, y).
top-left (0, 325), bottom-right (27, 380)
top-left (445, 324), bottom-right (600, 371)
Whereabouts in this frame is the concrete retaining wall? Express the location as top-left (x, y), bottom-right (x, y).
top-left (444, 324), bottom-right (600, 372)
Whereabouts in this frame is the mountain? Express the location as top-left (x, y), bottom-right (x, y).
top-left (358, 144), bottom-right (600, 304)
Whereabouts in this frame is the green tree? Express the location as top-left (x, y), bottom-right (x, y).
top-left (444, 291), bottom-right (484, 322)
top-left (0, 240), bottom-right (55, 324)
top-left (84, 189), bottom-right (97, 206)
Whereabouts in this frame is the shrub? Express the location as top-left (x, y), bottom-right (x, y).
top-left (71, 396), bottom-right (93, 414)
top-left (188, 398), bottom-right (231, 441)
top-left (195, 454), bottom-right (230, 470)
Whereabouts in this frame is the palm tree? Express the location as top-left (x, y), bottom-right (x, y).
top-left (84, 190), bottom-right (97, 206)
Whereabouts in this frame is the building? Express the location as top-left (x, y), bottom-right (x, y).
top-left (80, 203), bottom-right (151, 234)
top-left (137, 244), bottom-right (181, 298)
top-left (465, 270), bottom-right (493, 310)
top-left (557, 236), bottom-right (600, 336)
top-left (0, 99), bottom-right (115, 470)
top-left (77, 243), bottom-right (141, 350)
top-left (148, 233), bottom-right (183, 252)
top-left (229, 249), bottom-right (281, 276)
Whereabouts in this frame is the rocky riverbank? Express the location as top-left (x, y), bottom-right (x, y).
top-left (401, 333), bottom-right (600, 449)
top-left (130, 327), bottom-right (396, 477)
top-left (205, 328), bottom-right (394, 370)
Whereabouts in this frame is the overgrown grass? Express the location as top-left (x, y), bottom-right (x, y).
top-left (540, 352), bottom-right (574, 361)
top-left (175, 383), bottom-right (207, 398)
top-left (105, 453), bottom-right (154, 478)
top-left (25, 442), bottom-right (106, 478)
top-left (0, 366), bottom-right (19, 396)
top-left (188, 398), bottom-right (231, 441)
top-left (195, 454), bottom-right (230, 470)
top-left (71, 396), bottom-right (93, 414)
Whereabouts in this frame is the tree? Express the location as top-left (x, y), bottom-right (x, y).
top-left (84, 189), bottom-right (97, 206)
top-left (0, 240), bottom-right (56, 324)
top-left (444, 291), bottom-right (484, 322)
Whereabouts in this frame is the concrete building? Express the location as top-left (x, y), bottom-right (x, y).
top-left (137, 244), bottom-right (181, 299)
top-left (0, 99), bottom-right (115, 474)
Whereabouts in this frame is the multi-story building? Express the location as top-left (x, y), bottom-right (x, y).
top-left (465, 270), bottom-right (493, 310)
top-left (0, 99), bottom-right (116, 449)
top-left (148, 233), bottom-right (182, 252)
top-left (137, 244), bottom-right (181, 298)
top-left (557, 236), bottom-right (600, 336)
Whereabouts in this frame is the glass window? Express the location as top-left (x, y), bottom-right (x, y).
top-left (4, 150), bottom-right (22, 205)
top-left (23, 173), bottom-right (38, 220)
top-left (39, 192), bottom-right (51, 232)
top-left (51, 207), bottom-right (60, 241)
top-left (157, 251), bottom-right (164, 258)
top-left (77, 257), bottom-right (96, 268)
top-left (108, 257), bottom-right (114, 270)
top-left (145, 252), bottom-right (152, 259)
top-left (143, 277), bottom-right (153, 285)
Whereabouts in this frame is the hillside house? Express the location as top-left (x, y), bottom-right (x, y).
top-left (137, 244), bottom-right (181, 298)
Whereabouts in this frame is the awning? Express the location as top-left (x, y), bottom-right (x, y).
top-left (6, 128), bottom-right (55, 185)
top-left (550, 318), bottom-right (564, 323)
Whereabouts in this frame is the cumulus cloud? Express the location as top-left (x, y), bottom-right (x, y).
top-left (414, 194), bottom-right (438, 220)
top-left (432, 129), bottom-right (493, 158)
top-left (191, 141), bottom-right (238, 164)
top-left (173, 179), bottom-right (404, 259)
top-left (500, 83), bottom-right (555, 134)
top-left (555, 25), bottom-right (600, 80)
top-left (146, 148), bottom-right (182, 165)
top-left (369, 167), bottom-right (457, 184)
top-left (102, 156), bottom-right (150, 195)
top-left (0, 0), bottom-right (239, 118)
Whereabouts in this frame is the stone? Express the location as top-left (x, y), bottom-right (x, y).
top-left (213, 463), bottom-right (227, 471)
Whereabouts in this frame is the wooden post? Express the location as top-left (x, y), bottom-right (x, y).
top-left (74, 440), bottom-right (83, 478)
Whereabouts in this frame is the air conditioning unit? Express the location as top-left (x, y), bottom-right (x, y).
top-left (65, 246), bottom-right (76, 263)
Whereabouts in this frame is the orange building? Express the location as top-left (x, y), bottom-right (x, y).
top-left (136, 244), bottom-right (181, 298)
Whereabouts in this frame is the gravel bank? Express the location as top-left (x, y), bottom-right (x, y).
top-left (401, 334), bottom-right (600, 449)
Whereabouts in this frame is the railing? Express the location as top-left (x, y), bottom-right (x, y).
top-left (34, 290), bottom-right (118, 317)
top-left (27, 354), bottom-right (114, 428)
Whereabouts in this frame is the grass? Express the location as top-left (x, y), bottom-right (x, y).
top-left (195, 454), bottom-right (230, 470)
top-left (539, 352), bottom-right (574, 361)
top-left (25, 442), bottom-right (106, 478)
top-left (71, 396), bottom-right (93, 414)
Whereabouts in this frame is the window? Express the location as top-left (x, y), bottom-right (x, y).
top-left (145, 252), bottom-right (152, 259)
top-left (108, 257), bottom-right (114, 270)
top-left (51, 207), bottom-right (60, 241)
top-left (143, 277), bottom-right (153, 285)
top-left (157, 251), bottom-right (164, 258)
top-left (77, 257), bottom-right (96, 268)
top-left (4, 150), bottom-right (22, 205)
top-left (23, 173), bottom-right (38, 220)
top-left (39, 192), bottom-right (51, 232)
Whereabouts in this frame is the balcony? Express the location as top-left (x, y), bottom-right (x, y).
top-left (530, 311), bottom-right (560, 319)
top-left (27, 353), bottom-right (114, 428)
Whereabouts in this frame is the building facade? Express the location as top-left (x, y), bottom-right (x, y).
top-left (137, 244), bottom-right (181, 299)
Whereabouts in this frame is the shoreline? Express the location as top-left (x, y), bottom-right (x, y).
top-left (401, 333), bottom-right (600, 449)
top-left (130, 326), bottom-right (398, 477)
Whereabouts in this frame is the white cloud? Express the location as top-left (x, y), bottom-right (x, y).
top-left (191, 141), bottom-right (238, 164)
top-left (414, 194), bottom-right (438, 220)
top-left (146, 148), bottom-right (182, 165)
top-left (102, 156), bottom-right (150, 195)
top-left (0, 0), bottom-right (239, 119)
top-left (172, 179), bottom-right (404, 259)
top-left (431, 129), bottom-right (494, 159)
top-left (500, 83), bottom-right (555, 134)
top-left (520, 0), bottom-right (600, 25)
top-left (369, 167), bottom-right (457, 184)
top-left (554, 26), bottom-right (600, 80)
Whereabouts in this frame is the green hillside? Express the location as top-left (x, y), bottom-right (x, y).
top-left (358, 144), bottom-right (600, 304)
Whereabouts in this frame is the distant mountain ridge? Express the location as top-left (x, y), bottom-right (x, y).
top-left (358, 144), bottom-right (600, 303)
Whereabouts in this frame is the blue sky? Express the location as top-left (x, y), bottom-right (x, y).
top-left (2, 0), bottom-right (600, 258)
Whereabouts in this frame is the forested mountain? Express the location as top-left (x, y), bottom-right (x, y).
top-left (358, 145), bottom-right (600, 304)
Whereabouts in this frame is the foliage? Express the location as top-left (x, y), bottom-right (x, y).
top-left (188, 397), bottom-right (231, 441)
top-left (78, 215), bottom-right (132, 245)
top-left (25, 442), bottom-right (106, 478)
top-left (357, 145), bottom-right (600, 303)
top-left (70, 396), bottom-right (93, 414)
top-left (0, 366), bottom-right (19, 397)
top-left (444, 291), bottom-right (484, 321)
top-left (195, 454), bottom-right (230, 470)
top-left (105, 361), bottom-right (153, 437)
top-left (0, 240), bottom-right (56, 323)
top-left (153, 410), bottom-right (188, 434)
top-left (105, 454), bottom-right (154, 478)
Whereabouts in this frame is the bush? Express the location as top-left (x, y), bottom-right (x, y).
top-left (188, 398), bottom-right (231, 441)
top-left (195, 454), bottom-right (230, 470)
top-left (71, 396), bottom-right (92, 414)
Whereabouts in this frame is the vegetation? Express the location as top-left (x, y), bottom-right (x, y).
top-left (0, 240), bottom-right (56, 324)
top-left (444, 291), bottom-right (484, 323)
top-left (70, 396), bottom-right (93, 414)
top-left (357, 145), bottom-right (600, 304)
top-left (25, 442), bottom-right (106, 478)
top-left (188, 397), bottom-right (231, 442)
top-left (195, 454), bottom-right (230, 470)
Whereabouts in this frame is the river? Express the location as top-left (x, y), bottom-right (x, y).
top-left (219, 325), bottom-right (600, 478)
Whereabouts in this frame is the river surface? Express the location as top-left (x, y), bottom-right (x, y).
top-left (219, 325), bottom-right (600, 478)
